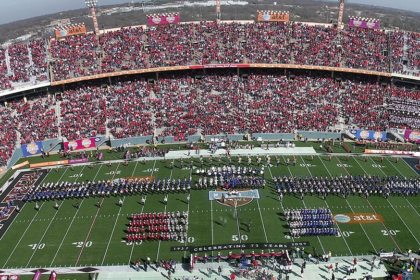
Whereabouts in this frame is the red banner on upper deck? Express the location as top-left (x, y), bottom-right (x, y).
top-left (64, 138), bottom-right (96, 151)
top-left (148, 15), bottom-right (180, 25)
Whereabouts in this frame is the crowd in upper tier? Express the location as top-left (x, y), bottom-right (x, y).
top-left (0, 70), bottom-right (419, 168)
top-left (2, 21), bottom-right (420, 89)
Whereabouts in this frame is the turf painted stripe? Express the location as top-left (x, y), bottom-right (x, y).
top-left (319, 155), bottom-right (377, 254)
top-left (352, 157), bottom-right (402, 253)
top-left (300, 156), bottom-right (353, 256)
top-left (183, 165), bottom-right (193, 259)
top-left (75, 163), bottom-right (121, 266)
top-left (50, 164), bottom-right (102, 267)
top-left (256, 198), bottom-right (268, 243)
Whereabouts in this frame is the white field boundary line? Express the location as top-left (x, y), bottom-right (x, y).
top-left (26, 166), bottom-right (86, 267)
top-left (155, 159), bottom-right (173, 263)
top-left (348, 156), bottom-right (401, 253)
top-left (300, 156), bottom-right (353, 256)
top-left (75, 163), bottom-right (121, 266)
top-left (388, 158), bottom-right (420, 219)
top-left (267, 165), bottom-right (294, 242)
top-left (366, 158), bottom-right (420, 247)
top-left (50, 164), bottom-right (103, 267)
top-left (101, 160), bottom-right (140, 265)
top-left (184, 165), bottom-right (193, 259)
top-left (281, 155), bottom-right (327, 253)
top-left (128, 160), bottom-right (157, 265)
top-left (2, 167), bottom-right (61, 268)
top-left (318, 155), bottom-right (378, 254)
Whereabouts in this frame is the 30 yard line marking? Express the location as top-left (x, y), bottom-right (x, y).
top-left (102, 160), bottom-right (139, 265)
top-left (3, 167), bottom-right (67, 267)
top-left (75, 163), bottom-right (121, 266)
top-left (300, 156), bottom-right (353, 256)
top-left (50, 164), bottom-right (102, 266)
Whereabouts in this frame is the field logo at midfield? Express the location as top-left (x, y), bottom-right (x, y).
top-left (333, 213), bottom-right (384, 224)
top-left (209, 188), bottom-right (260, 207)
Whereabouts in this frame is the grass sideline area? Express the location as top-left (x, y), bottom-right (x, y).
top-left (1, 144), bottom-right (420, 279)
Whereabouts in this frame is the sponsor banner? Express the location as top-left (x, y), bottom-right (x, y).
top-left (349, 18), bottom-right (380, 29)
top-left (64, 138), bottom-right (96, 151)
top-left (379, 252), bottom-right (394, 258)
top-left (413, 152), bottom-right (420, 157)
top-left (257, 12), bottom-right (289, 22)
top-left (21, 141), bottom-right (44, 157)
top-left (333, 213), bottom-right (384, 224)
top-left (94, 137), bottom-right (102, 143)
top-left (0, 167), bottom-right (5, 172)
top-left (405, 130), bottom-right (420, 143)
top-left (355, 130), bottom-right (386, 141)
top-left (55, 25), bottom-right (87, 38)
top-left (49, 271), bottom-right (58, 280)
top-left (148, 14), bottom-right (180, 25)
top-left (12, 161), bottom-right (30, 170)
top-left (0, 276), bottom-right (8, 280)
top-left (68, 158), bottom-right (89, 164)
top-left (30, 160), bottom-right (69, 168)
top-left (172, 241), bottom-right (310, 252)
top-left (9, 276), bottom-right (19, 280)
top-left (365, 149), bottom-right (413, 155)
top-left (32, 270), bottom-right (42, 280)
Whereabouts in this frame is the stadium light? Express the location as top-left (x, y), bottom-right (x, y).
top-left (85, 0), bottom-right (100, 35)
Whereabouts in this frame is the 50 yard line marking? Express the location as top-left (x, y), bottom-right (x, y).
top-left (75, 163), bottom-right (121, 266)
top-left (27, 166), bottom-right (86, 267)
top-left (2, 167), bottom-right (65, 268)
top-left (101, 161), bottom-right (139, 266)
top-left (50, 164), bottom-right (103, 267)
top-left (300, 156), bottom-right (353, 256)
top-left (183, 165), bottom-right (193, 259)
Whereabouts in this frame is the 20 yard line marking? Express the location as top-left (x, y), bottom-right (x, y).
top-left (102, 161), bottom-right (139, 265)
top-left (75, 163), bottom-right (121, 266)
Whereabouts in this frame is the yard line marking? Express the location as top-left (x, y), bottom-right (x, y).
top-left (234, 206), bottom-right (242, 244)
top-left (128, 160), bottom-right (156, 264)
top-left (352, 157), bottom-right (402, 253)
top-left (184, 165), bottom-right (193, 259)
top-left (281, 155), bottom-right (328, 252)
top-left (256, 198), bottom-right (268, 243)
top-left (51, 164), bottom-right (102, 267)
top-left (318, 155), bottom-right (377, 254)
top-left (300, 156), bottom-right (353, 256)
top-left (2, 167), bottom-right (55, 267)
top-left (75, 163), bottom-right (121, 266)
top-left (156, 159), bottom-right (174, 262)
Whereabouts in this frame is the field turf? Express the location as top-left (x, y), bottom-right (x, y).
top-left (1, 151), bottom-right (420, 272)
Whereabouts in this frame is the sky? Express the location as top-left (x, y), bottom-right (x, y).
top-left (0, 0), bottom-right (419, 25)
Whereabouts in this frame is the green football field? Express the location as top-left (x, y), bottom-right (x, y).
top-left (1, 152), bottom-right (420, 271)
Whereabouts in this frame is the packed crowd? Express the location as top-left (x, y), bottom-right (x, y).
top-left (387, 88), bottom-right (420, 129)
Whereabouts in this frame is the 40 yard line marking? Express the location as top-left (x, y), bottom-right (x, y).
top-left (50, 164), bottom-right (102, 267)
top-left (300, 156), bottom-right (353, 256)
top-left (75, 163), bottom-right (121, 266)
top-left (27, 165), bottom-right (86, 267)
